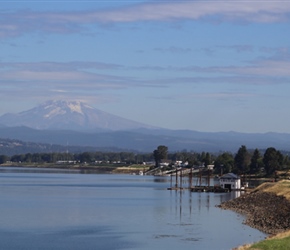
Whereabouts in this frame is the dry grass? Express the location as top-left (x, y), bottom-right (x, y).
top-left (233, 244), bottom-right (264, 250)
top-left (232, 231), bottom-right (290, 250)
top-left (232, 243), bottom-right (254, 250)
top-left (267, 230), bottom-right (290, 240)
top-left (112, 165), bottom-right (149, 173)
top-left (252, 180), bottom-right (290, 200)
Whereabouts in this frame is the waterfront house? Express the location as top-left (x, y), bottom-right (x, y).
top-left (219, 173), bottom-right (241, 190)
top-left (207, 164), bottom-right (214, 170)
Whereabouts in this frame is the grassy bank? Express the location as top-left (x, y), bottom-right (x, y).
top-left (233, 180), bottom-right (290, 250)
top-left (112, 165), bottom-right (150, 174)
top-left (235, 230), bottom-right (290, 250)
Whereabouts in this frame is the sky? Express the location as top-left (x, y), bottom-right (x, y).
top-left (0, 0), bottom-right (290, 133)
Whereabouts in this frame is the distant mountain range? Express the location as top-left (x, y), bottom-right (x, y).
top-left (0, 100), bottom-right (290, 153)
top-left (0, 126), bottom-right (290, 154)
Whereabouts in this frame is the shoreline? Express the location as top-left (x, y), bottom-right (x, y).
top-left (218, 180), bottom-right (290, 248)
top-left (0, 163), bottom-right (149, 174)
top-left (218, 180), bottom-right (290, 235)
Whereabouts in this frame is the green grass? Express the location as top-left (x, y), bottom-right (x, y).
top-left (250, 236), bottom-right (290, 250)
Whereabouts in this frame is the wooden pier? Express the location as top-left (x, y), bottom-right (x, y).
top-left (167, 185), bottom-right (229, 193)
top-left (190, 186), bottom-right (229, 193)
top-left (167, 167), bottom-right (230, 193)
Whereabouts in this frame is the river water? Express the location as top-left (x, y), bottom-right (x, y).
top-left (0, 167), bottom-right (266, 250)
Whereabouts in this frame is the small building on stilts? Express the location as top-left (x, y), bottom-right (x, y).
top-left (219, 173), bottom-right (241, 191)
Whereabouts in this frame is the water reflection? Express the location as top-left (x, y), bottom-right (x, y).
top-left (168, 188), bottom-right (244, 222)
top-left (153, 176), bottom-right (168, 183)
top-left (0, 169), bottom-right (266, 250)
top-left (0, 166), bottom-right (80, 174)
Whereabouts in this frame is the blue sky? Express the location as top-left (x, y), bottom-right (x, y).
top-left (0, 0), bottom-right (290, 133)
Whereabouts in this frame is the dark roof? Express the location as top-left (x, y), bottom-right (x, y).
top-left (220, 173), bottom-right (240, 179)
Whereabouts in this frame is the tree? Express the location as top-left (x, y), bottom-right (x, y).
top-left (249, 149), bottom-right (262, 174)
top-left (234, 145), bottom-right (250, 174)
top-left (0, 155), bottom-right (8, 164)
top-left (79, 152), bottom-right (95, 163)
top-left (153, 145), bottom-right (168, 167)
top-left (283, 154), bottom-right (290, 170)
top-left (203, 152), bottom-right (211, 167)
top-left (263, 147), bottom-right (283, 176)
top-left (214, 152), bottom-right (234, 174)
top-left (25, 153), bottom-right (32, 163)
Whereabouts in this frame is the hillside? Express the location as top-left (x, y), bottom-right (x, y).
top-left (0, 126), bottom-right (290, 153)
top-left (0, 138), bottom-right (124, 156)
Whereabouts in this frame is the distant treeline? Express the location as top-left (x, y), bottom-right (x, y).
top-left (1, 145), bottom-right (290, 176)
top-left (0, 138), bottom-right (123, 156)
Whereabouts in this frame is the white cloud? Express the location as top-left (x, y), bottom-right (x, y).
top-left (133, 58), bottom-right (290, 77)
top-left (232, 60), bottom-right (290, 76)
top-left (217, 45), bottom-right (254, 53)
top-left (154, 46), bottom-right (192, 53)
top-left (50, 89), bottom-right (67, 93)
top-left (1, 1), bottom-right (290, 38)
top-left (0, 61), bottom-right (142, 102)
top-left (186, 92), bottom-right (255, 99)
top-left (0, 58), bottom-right (289, 94)
top-left (76, 1), bottom-right (290, 23)
top-left (0, 61), bottom-right (122, 71)
top-left (0, 61), bottom-right (127, 89)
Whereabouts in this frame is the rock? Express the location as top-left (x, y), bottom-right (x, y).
top-left (217, 191), bottom-right (290, 234)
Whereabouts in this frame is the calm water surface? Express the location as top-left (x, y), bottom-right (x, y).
top-left (0, 167), bottom-right (266, 250)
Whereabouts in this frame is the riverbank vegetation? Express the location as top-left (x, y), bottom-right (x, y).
top-left (236, 231), bottom-right (290, 250)
top-left (250, 232), bottom-right (290, 250)
top-left (1, 145), bottom-right (290, 179)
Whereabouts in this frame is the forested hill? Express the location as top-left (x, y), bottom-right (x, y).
top-left (1, 126), bottom-right (290, 153)
top-left (0, 138), bottom-right (124, 156)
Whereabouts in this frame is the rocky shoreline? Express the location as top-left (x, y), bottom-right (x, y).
top-left (218, 190), bottom-right (290, 234)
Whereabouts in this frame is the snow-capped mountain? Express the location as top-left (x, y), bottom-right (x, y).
top-left (0, 100), bottom-right (153, 131)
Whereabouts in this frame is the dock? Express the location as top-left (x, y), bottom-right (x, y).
top-left (167, 186), bottom-right (230, 192)
top-left (166, 167), bottom-right (232, 193)
top-left (190, 186), bottom-right (229, 193)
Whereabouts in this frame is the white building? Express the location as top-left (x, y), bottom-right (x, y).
top-left (207, 164), bottom-right (214, 170)
top-left (219, 173), bottom-right (241, 190)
